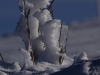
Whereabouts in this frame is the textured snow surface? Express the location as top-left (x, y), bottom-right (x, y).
top-left (0, 55), bottom-right (100, 75)
top-left (0, 61), bottom-right (73, 75)
top-left (51, 57), bottom-right (100, 75)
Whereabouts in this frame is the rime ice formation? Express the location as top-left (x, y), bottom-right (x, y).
top-left (15, 0), bottom-right (72, 65)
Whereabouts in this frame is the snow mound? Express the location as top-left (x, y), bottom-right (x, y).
top-left (1, 57), bottom-right (100, 75)
top-left (74, 52), bottom-right (88, 64)
top-left (78, 52), bottom-right (89, 61)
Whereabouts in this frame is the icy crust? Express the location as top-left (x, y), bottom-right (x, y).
top-left (0, 61), bottom-right (73, 75)
top-left (1, 52), bottom-right (100, 75)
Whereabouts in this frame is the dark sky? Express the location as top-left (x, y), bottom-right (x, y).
top-left (0, 0), bottom-right (97, 34)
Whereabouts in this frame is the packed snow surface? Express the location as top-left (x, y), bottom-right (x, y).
top-left (0, 60), bottom-right (73, 75)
